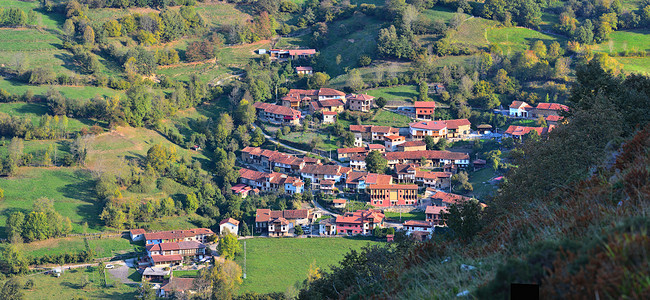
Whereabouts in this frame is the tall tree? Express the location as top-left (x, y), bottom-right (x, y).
top-left (365, 150), bottom-right (387, 174)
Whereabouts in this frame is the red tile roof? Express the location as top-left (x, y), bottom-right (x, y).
top-left (416, 170), bottom-right (451, 179)
top-left (348, 94), bottom-right (375, 101)
top-left (150, 254), bottom-right (183, 263)
top-left (336, 209), bottom-right (384, 224)
top-left (239, 168), bottom-right (267, 181)
top-left (536, 103), bottom-right (569, 111)
top-left (130, 229), bottom-right (145, 235)
top-left (444, 119), bottom-right (471, 129)
top-left (385, 150), bottom-right (469, 161)
top-left (289, 49), bottom-right (316, 56)
top-left (403, 220), bottom-right (433, 227)
top-left (333, 199), bottom-right (346, 204)
top-left (430, 191), bottom-right (471, 205)
top-left (545, 115), bottom-right (563, 122)
top-left (409, 121), bottom-right (447, 130)
top-left (365, 173), bottom-right (393, 185)
top-left (384, 135), bottom-right (404, 141)
top-left (320, 180), bottom-right (335, 185)
top-left (220, 217), bottom-right (240, 226)
top-left (301, 164), bottom-right (346, 176)
top-left (414, 101), bottom-right (436, 108)
top-left (504, 126), bottom-right (544, 136)
top-left (367, 144), bottom-right (385, 150)
top-left (337, 147), bottom-right (367, 154)
top-left (509, 101), bottom-right (533, 109)
top-left (400, 140), bottom-right (426, 147)
top-left (253, 102), bottom-right (300, 116)
top-left (323, 111), bottom-right (337, 115)
top-left (256, 209), bottom-right (310, 223)
top-left (318, 88), bottom-right (346, 96)
top-left (161, 277), bottom-right (196, 292)
top-left (367, 184), bottom-right (418, 190)
top-left (425, 205), bottom-right (448, 215)
top-left (296, 66), bottom-right (313, 71)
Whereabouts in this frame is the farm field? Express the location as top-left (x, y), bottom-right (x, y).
top-left (594, 30), bottom-right (650, 54)
top-left (383, 211), bottom-right (426, 222)
top-left (448, 17), bottom-right (495, 50)
top-left (615, 57), bottom-right (650, 74)
top-left (486, 26), bottom-right (564, 53)
top-left (280, 130), bottom-right (341, 152)
top-left (366, 109), bottom-right (412, 127)
top-left (0, 102), bottom-right (95, 131)
top-left (0, 167), bottom-right (104, 237)
top-left (0, 77), bottom-right (121, 99)
top-left (364, 85), bottom-right (418, 102)
top-left (85, 126), bottom-right (209, 178)
top-left (16, 236), bottom-right (142, 258)
top-left (16, 266), bottom-right (137, 299)
top-left (469, 167), bottom-right (498, 199)
top-left (234, 237), bottom-right (382, 294)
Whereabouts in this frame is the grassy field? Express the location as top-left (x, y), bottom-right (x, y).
top-left (366, 109), bottom-right (412, 127)
top-left (234, 237), bottom-right (382, 294)
top-left (364, 85), bottom-right (418, 102)
top-left (594, 30), bottom-right (650, 54)
top-left (86, 126), bottom-right (209, 179)
top-left (486, 26), bottom-right (564, 53)
top-left (16, 236), bottom-right (142, 258)
top-left (173, 270), bottom-right (200, 278)
top-left (280, 130), bottom-right (341, 151)
top-left (615, 57), bottom-right (650, 74)
top-left (0, 77), bottom-right (120, 99)
top-left (16, 266), bottom-right (137, 299)
top-left (383, 211), bottom-right (426, 222)
top-left (469, 167), bottom-right (498, 199)
top-left (0, 167), bottom-right (104, 237)
top-left (0, 102), bottom-right (95, 131)
top-left (448, 17), bottom-right (495, 50)
top-left (317, 15), bottom-right (383, 76)
top-left (195, 2), bottom-right (251, 27)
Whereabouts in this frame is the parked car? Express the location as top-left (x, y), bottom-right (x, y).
top-left (105, 264), bottom-right (115, 269)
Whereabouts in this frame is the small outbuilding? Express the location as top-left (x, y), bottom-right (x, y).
top-left (219, 218), bottom-right (240, 236)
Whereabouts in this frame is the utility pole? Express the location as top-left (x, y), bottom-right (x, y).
top-left (243, 240), bottom-right (247, 279)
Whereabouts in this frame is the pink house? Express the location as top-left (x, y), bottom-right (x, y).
top-left (335, 209), bottom-right (385, 235)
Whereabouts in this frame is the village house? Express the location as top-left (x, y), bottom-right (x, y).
top-left (318, 218), bottom-right (337, 236)
top-left (299, 164), bottom-right (351, 189)
top-left (545, 115), bottom-right (563, 126)
top-left (415, 170), bottom-right (452, 189)
top-left (532, 102), bottom-right (569, 118)
top-left (349, 154), bottom-right (367, 170)
top-left (219, 218), bottom-right (240, 236)
top-left (428, 82), bottom-right (446, 94)
top-left (414, 101), bottom-right (436, 120)
top-left (403, 220), bottom-right (434, 236)
top-left (384, 135), bottom-right (406, 151)
top-left (504, 125), bottom-right (553, 139)
top-left (310, 99), bottom-right (346, 113)
top-left (509, 101), bottom-right (533, 118)
top-left (347, 94), bottom-right (375, 112)
top-left (332, 199), bottom-right (347, 209)
top-left (444, 119), bottom-right (472, 138)
top-left (255, 208), bottom-right (319, 235)
top-left (384, 150), bottom-right (470, 169)
top-left (354, 133), bottom-right (363, 147)
top-left (144, 228), bottom-right (214, 245)
top-left (240, 147), bottom-right (318, 174)
top-left (146, 241), bottom-right (208, 266)
top-left (335, 209), bottom-right (385, 235)
top-left (238, 168), bottom-right (305, 194)
top-left (230, 183), bottom-right (258, 198)
top-left (409, 120), bottom-right (447, 141)
top-left (429, 190), bottom-right (472, 207)
top-left (425, 205), bottom-right (448, 225)
top-left (350, 125), bottom-right (399, 142)
top-left (319, 180), bottom-right (336, 194)
top-left (316, 88), bottom-right (347, 102)
top-left (397, 140), bottom-right (427, 152)
top-left (267, 48), bottom-right (317, 60)
top-left (322, 111), bottom-right (337, 124)
top-left (337, 147), bottom-right (367, 161)
top-left (142, 267), bottom-right (170, 282)
top-left (367, 184), bottom-right (419, 207)
top-left (253, 102), bottom-right (301, 126)
top-left (394, 164), bottom-right (418, 183)
top-left (129, 229), bottom-right (146, 241)
top-left (296, 66), bottom-right (313, 75)
top-left (158, 277), bottom-right (197, 298)
top-left (345, 171), bottom-right (393, 191)
top-left (281, 89), bottom-right (318, 109)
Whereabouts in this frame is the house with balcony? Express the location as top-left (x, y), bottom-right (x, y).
top-left (255, 209), bottom-right (319, 235)
top-left (144, 228), bottom-right (214, 245)
top-left (299, 164), bottom-right (351, 189)
top-left (414, 101), bottom-right (436, 120)
top-left (409, 121), bottom-right (448, 142)
top-left (444, 119), bottom-right (471, 138)
top-left (347, 94), bottom-right (374, 112)
top-left (415, 171), bottom-right (452, 189)
top-left (335, 209), bottom-right (385, 235)
top-left (425, 205), bottom-right (448, 226)
top-left (253, 102), bottom-right (301, 126)
top-left (384, 135), bottom-right (406, 151)
top-left (345, 171), bottom-right (393, 191)
top-left (238, 168), bottom-right (304, 195)
top-left (350, 125), bottom-right (399, 142)
top-left (146, 241), bottom-right (207, 266)
top-left (403, 220), bottom-right (434, 236)
top-left (296, 66), bottom-right (313, 75)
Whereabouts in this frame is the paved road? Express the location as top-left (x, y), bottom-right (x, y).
top-left (107, 261), bottom-right (138, 284)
